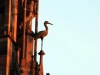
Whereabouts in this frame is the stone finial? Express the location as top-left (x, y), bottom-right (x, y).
top-left (38, 50), bottom-right (45, 55)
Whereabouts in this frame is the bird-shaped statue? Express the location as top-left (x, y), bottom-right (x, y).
top-left (28, 21), bottom-right (53, 50)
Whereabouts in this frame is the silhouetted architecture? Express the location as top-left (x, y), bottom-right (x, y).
top-left (46, 73), bottom-right (50, 75)
top-left (0, 0), bottom-right (51, 75)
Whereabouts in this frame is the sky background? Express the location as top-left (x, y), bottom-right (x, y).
top-left (32, 0), bottom-right (100, 75)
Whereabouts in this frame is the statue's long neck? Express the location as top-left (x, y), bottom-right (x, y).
top-left (44, 24), bottom-right (48, 30)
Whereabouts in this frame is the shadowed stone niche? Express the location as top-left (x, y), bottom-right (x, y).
top-left (0, 1), bottom-right (5, 35)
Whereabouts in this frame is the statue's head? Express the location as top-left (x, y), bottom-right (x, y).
top-left (44, 21), bottom-right (53, 25)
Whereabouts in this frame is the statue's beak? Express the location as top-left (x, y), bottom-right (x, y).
top-left (48, 23), bottom-right (53, 25)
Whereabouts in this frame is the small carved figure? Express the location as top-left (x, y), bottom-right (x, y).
top-left (28, 21), bottom-right (53, 50)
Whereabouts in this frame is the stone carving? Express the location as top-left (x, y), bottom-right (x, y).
top-left (18, 0), bottom-right (35, 38)
top-left (27, 21), bottom-right (53, 50)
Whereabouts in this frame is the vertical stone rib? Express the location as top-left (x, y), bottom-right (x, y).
top-left (4, 0), bottom-right (11, 35)
top-left (22, 0), bottom-right (27, 59)
top-left (34, 0), bottom-right (39, 61)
